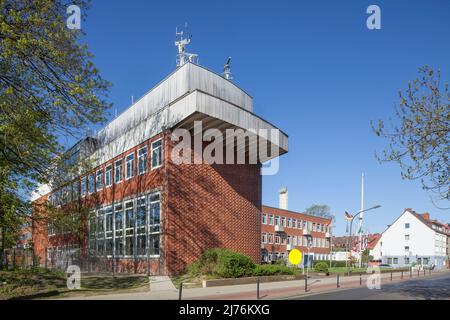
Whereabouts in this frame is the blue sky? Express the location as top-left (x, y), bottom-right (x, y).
top-left (76, 0), bottom-right (449, 235)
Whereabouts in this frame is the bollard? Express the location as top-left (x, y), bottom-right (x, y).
top-left (390, 271), bottom-right (393, 281)
top-left (337, 274), bottom-right (340, 288)
top-left (360, 273), bottom-right (362, 286)
top-left (256, 278), bottom-right (260, 299)
top-left (423, 269), bottom-right (425, 276)
top-left (179, 282), bottom-right (183, 300)
top-left (417, 269), bottom-right (419, 277)
top-left (305, 275), bottom-right (308, 292)
top-left (401, 271), bottom-right (403, 280)
top-left (410, 268), bottom-right (412, 278)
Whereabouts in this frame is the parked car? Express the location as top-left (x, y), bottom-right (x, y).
top-left (379, 264), bottom-right (392, 269)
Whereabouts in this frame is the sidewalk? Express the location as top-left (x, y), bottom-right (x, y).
top-left (62, 269), bottom-right (449, 300)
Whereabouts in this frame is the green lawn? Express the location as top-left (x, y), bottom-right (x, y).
top-left (0, 268), bottom-right (150, 300)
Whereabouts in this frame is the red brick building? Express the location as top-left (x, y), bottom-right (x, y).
top-left (260, 189), bottom-right (333, 266)
top-left (31, 62), bottom-right (288, 275)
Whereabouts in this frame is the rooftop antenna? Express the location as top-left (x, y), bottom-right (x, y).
top-left (223, 56), bottom-right (233, 80)
top-left (175, 23), bottom-right (198, 67)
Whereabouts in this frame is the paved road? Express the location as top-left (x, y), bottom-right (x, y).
top-left (291, 272), bottom-right (450, 300)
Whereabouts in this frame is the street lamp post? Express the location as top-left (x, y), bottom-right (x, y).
top-left (346, 205), bottom-right (381, 274)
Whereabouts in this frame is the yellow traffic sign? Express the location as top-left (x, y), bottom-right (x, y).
top-left (288, 249), bottom-right (302, 265)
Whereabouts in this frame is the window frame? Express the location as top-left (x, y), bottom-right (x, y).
top-left (105, 164), bottom-right (113, 188)
top-left (137, 145), bottom-right (148, 175)
top-left (125, 153), bottom-right (135, 180)
top-left (114, 158), bottom-right (123, 184)
top-left (151, 139), bottom-right (163, 170)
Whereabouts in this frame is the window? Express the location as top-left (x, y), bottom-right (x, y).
top-left (261, 214), bottom-right (267, 224)
top-left (149, 193), bottom-right (161, 256)
top-left (269, 215), bottom-right (274, 225)
top-left (393, 258), bottom-right (398, 264)
top-left (281, 216), bottom-right (286, 227)
top-left (287, 218), bottom-right (291, 228)
top-left (387, 257), bottom-right (393, 264)
top-left (136, 197), bottom-right (146, 243)
top-left (138, 146), bottom-right (148, 175)
top-left (126, 153), bottom-right (134, 180)
top-left (275, 216), bottom-right (280, 226)
top-left (262, 233), bottom-right (267, 244)
top-left (298, 220), bottom-right (303, 229)
top-left (149, 193), bottom-right (161, 234)
top-left (312, 223), bottom-right (316, 232)
top-left (71, 181), bottom-right (78, 202)
top-left (67, 185), bottom-right (72, 203)
top-left (151, 140), bottom-right (162, 169)
top-left (275, 235), bottom-right (280, 244)
top-left (405, 257), bottom-right (410, 264)
top-left (292, 219), bottom-right (297, 229)
top-left (96, 170), bottom-right (103, 191)
top-left (268, 233), bottom-right (273, 244)
top-left (405, 234), bottom-right (410, 241)
top-left (298, 236), bottom-right (303, 246)
top-left (287, 235), bottom-right (291, 245)
top-left (405, 223), bottom-right (410, 229)
top-left (88, 174), bottom-right (95, 194)
top-left (105, 206), bottom-right (113, 255)
top-left (81, 176), bottom-right (87, 197)
top-left (293, 236), bottom-right (297, 246)
top-left (125, 201), bottom-right (134, 256)
top-left (115, 203), bottom-right (124, 256)
top-left (105, 165), bottom-right (112, 188)
top-left (115, 159), bottom-right (123, 184)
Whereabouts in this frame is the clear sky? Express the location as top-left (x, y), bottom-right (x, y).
top-left (75, 0), bottom-right (450, 235)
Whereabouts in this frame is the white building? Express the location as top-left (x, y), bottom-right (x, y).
top-left (371, 209), bottom-right (449, 269)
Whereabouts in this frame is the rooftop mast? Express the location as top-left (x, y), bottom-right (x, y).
top-left (175, 23), bottom-right (198, 67)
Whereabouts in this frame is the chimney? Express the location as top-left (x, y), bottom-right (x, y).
top-left (421, 213), bottom-right (430, 220)
top-left (279, 187), bottom-right (288, 210)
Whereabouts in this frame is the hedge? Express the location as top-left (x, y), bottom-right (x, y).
top-left (188, 248), bottom-right (296, 278)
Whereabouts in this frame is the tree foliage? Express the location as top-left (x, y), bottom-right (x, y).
top-left (305, 204), bottom-right (332, 218)
top-left (373, 66), bottom-right (449, 204)
top-left (0, 0), bottom-right (111, 254)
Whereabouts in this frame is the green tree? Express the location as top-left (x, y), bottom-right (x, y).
top-left (305, 204), bottom-right (333, 218)
top-left (373, 66), bottom-right (449, 204)
top-left (0, 0), bottom-right (111, 264)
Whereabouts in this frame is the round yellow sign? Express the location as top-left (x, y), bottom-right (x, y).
top-left (288, 249), bottom-right (303, 265)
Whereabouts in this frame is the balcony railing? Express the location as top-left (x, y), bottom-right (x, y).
top-left (275, 225), bottom-right (285, 233)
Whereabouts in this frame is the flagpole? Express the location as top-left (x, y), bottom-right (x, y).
top-left (359, 173), bottom-right (364, 268)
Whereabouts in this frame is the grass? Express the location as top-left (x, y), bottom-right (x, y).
top-left (0, 268), bottom-right (150, 300)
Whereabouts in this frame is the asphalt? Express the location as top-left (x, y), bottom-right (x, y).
top-left (290, 272), bottom-right (450, 300)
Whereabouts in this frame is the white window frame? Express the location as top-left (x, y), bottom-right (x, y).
top-left (88, 174), bottom-right (95, 194)
top-left (96, 169), bottom-right (103, 192)
top-left (81, 176), bottom-right (87, 197)
top-left (151, 139), bottom-right (162, 170)
top-left (105, 164), bottom-right (112, 188)
top-left (114, 158), bottom-right (123, 184)
top-left (125, 153), bottom-right (135, 180)
top-left (137, 146), bottom-right (148, 175)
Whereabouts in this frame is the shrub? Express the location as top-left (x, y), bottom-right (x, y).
top-left (314, 262), bottom-right (329, 273)
top-left (253, 264), bottom-right (295, 276)
top-left (188, 248), bottom-right (256, 278)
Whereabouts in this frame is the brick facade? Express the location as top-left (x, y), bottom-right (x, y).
top-left (260, 205), bottom-right (332, 264)
top-left (32, 130), bottom-right (262, 275)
